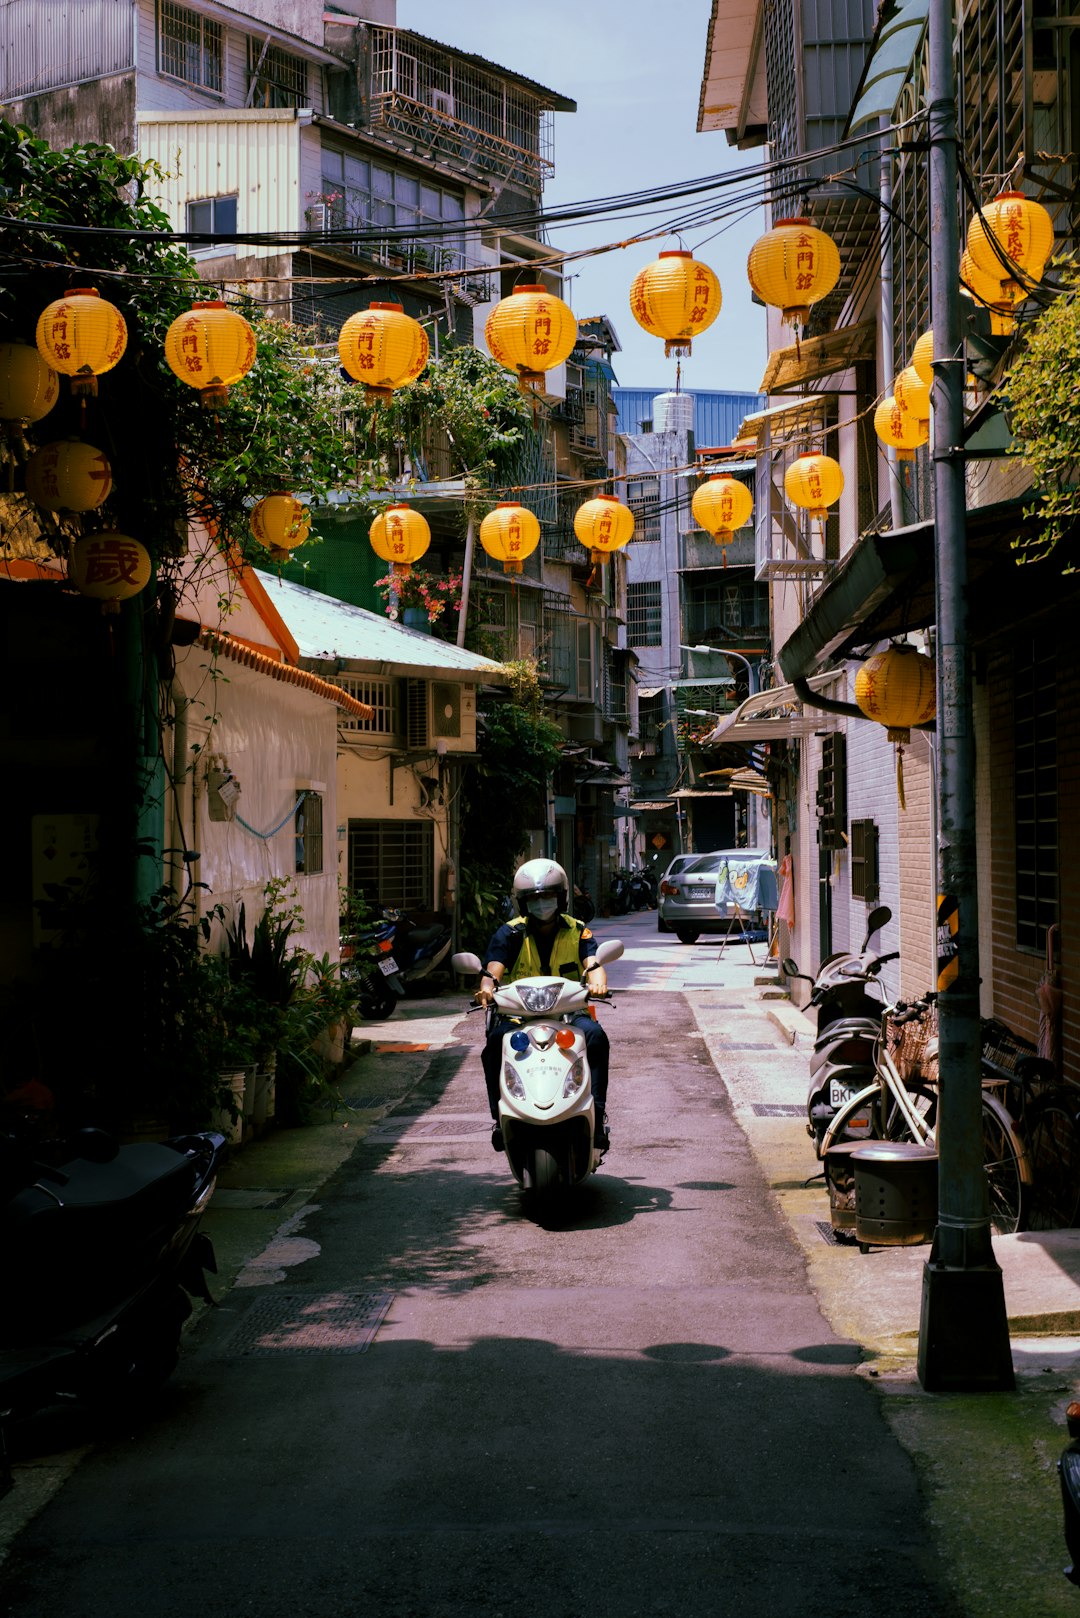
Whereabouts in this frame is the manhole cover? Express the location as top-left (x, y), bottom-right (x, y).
top-left (751, 1103), bottom-right (805, 1117)
top-left (369, 1118), bottom-right (490, 1141)
top-left (218, 1291), bottom-right (393, 1357)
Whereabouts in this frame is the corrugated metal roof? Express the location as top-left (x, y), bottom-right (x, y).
top-left (614, 388), bottom-right (765, 447)
top-left (255, 572), bottom-right (509, 680)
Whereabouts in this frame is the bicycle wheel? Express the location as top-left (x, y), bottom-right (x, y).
top-left (981, 1094), bottom-right (1029, 1236)
top-left (1026, 1098), bottom-right (1080, 1230)
top-left (883, 1081), bottom-right (938, 1145)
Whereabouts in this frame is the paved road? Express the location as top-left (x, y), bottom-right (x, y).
top-left (2, 927), bottom-right (961, 1618)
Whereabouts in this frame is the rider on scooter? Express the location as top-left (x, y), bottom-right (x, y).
top-left (475, 858), bottom-right (611, 1152)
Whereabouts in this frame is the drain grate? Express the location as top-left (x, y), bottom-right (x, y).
top-left (218, 1291), bottom-right (393, 1357)
top-left (211, 1187), bottom-right (298, 1212)
top-left (369, 1117), bottom-right (490, 1141)
top-left (750, 1103), bottom-right (805, 1117)
top-left (815, 1220), bottom-right (841, 1245)
top-left (722, 1042), bottom-right (782, 1051)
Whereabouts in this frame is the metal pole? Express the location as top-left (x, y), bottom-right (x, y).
top-left (879, 118), bottom-right (905, 532)
top-left (917, 0), bottom-right (1013, 1391)
top-left (456, 515), bottom-right (475, 648)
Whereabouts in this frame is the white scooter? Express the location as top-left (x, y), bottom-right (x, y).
top-left (453, 939), bottom-right (623, 1198)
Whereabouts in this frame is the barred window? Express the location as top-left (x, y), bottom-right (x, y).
top-left (248, 38), bottom-right (308, 108)
top-left (333, 677), bottom-right (398, 735)
top-left (348, 819), bottom-right (433, 911)
top-left (1015, 639), bottom-right (1057, 951)
top-left (626, 477), bottom-right (661, 542)
top-left (159, 1), bottom-right (223, 92)
top-left (627, 580), bottom-right (662, 647)
top-left (295, 792), bottom-right (324, 876)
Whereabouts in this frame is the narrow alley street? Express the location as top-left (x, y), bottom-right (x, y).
top-left (0, 915), bottom-right (964, 1618)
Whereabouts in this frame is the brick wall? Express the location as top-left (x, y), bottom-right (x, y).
top-left (847, 705), bottom-right (902, 1000)
top-left (897, 730), bottom-right (934, 996)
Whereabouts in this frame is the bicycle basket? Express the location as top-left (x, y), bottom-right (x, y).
top-left (885, 1002), bottom-right (939, 1085)
top-left (980, 1017), bottom-right (1036, 1079)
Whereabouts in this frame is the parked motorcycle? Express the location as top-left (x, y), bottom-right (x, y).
top-left (393, 911), bottom-right (453, 995)
top-left (0, 1126), bottom-right (224, 1484)
top-left (343, 910), bottom-right (403, 1021)
top-left (452, 940), bottom-right (623, 1201)
top-left (608, 869), bottom-right (631, 915)
top-left (629, 867), bottom-right (658, 911)
top-left (782, 906), bottom-right (899, 1155)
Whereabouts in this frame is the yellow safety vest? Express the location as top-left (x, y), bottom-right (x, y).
top-left (505, 915), bottom-right (589, 983)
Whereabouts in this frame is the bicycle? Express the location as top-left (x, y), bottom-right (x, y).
top-left (980, 1019), bottom-right (1080, 1231)
top-left (820, 995), bottom-right (1032, 1236)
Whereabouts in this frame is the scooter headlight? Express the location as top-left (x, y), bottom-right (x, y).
top-left (562, 1058), bottom-right (586, 1098)
top-left (518, 984), bottom-right (561, 1013)
top-left (503, 1062), bottom-right (527, 1100)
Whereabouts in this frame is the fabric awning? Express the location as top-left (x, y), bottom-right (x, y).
top-left (699, 670), bottom-right (846, 745)
top-left (758, 321), bottom-right (878, 393)
top-left (846, 0), bottom-right (929, 137)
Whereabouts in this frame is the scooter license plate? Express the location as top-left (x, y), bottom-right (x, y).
top-left (688, 886), bottom-right (714, 900)
top-left (378, 956), bottom-right (399, 976)
top-left (828, 1078), bottom-right (859, 1108)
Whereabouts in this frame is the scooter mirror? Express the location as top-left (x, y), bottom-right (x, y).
top-left (863, 906), bottom-right (892, 949)
top-left (781, 957), bottom-right (800, 978)
top-left (451, 951), bottom-right (482, 975)
top-left (594, 939), bottom-right (624, 966)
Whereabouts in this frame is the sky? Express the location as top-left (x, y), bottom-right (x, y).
top-left (397, 0), bottom-right (768, 396)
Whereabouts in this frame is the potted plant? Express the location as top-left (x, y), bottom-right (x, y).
top-left (374, 567), bottom-right (463, 631)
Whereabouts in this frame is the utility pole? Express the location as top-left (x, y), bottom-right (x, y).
top-left (918, 0), bottom-right (1013, 1390)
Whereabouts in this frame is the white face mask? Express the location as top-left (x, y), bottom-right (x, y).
top-left (527, 896), bottom-right (559, 922)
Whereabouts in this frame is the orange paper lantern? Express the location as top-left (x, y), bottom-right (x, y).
top-left (691, 474), bottom-right (753, 566)
top-left (369, 502), bottom-right (431, 580)
top-left (874, 394), bottom-right (929, 461)
top-left (960, 249), bottom-right (1023, 336)
top-left (966, 191), bottom-right (1054, 296)
top-left (894, 365), bottom-right (930, 422)
top-left (854, 642), bottom-right (936, 809)
top-left (164, 301), bottom-right (257, 408)
top-left (26, 439), bottom-right (112, 512)
top-left (69, 532), bottom-right (151, 613)
top-left (479, 502), bottom-right (541, 575)
top-left (628, 250), bottom-right (722, 357)
top-left (572, 493), bottom-right (634, 563)
top-left (485, 284), bottom-right (577, 393)
top-left (911, 329), bottom-right (934, 387)
top-left (747, 219), bottom-right (840, 325)
top-left (0, 341), bottom-right (59, 423)
top-left (338, 303), bottom-right (429, 402)
top-left (36, 288), bottom-right (127, 399)
top-left (250, 493), bottom-right (312, 561)
top-left (784, 453), bottom-right (844, 520)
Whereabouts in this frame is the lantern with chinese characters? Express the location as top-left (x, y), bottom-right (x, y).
top-left (747, 219), bottom-right (841, 326)
top-left (338, 303), bottom-right (429, 403)
top-left (874, 394), bottom-right (929, 461)
top-left (25, 439), bottom-right (112, 512)
top-left (966, 191), bottom-right (1054, 297)
top-left (485, 284), bottom-right (577, 394)
top-left (164, 301), bottom-right (257, 408)
top-left (250, 493), bottom-right (311, 562)
top-left (0, 341), bottom-right (59, 424)
top-left (369, 502), bottom-right (431, 582)
top-left (691, 474), bottom-right (753, 567)
top-left (572, 493), bottom-right (634, 564)
top-left (960, 249), bottom-right (1023, 336)
top-left (68, 532), bottom-right (152, 614)
top-left (628, 250), bottom-right (722, 357)
top-left (479, 502), bottom-right (541, 575)
top-left (854, 642), bottom-right (937, 809)
top-left (36, 288), bottom-right (127, 399)
top-left (894, 364), bottom-right (930, 422)
top-left (783, 453), bottom-right (844, 521)
top-left (912, 329), bottom-right (934, 386)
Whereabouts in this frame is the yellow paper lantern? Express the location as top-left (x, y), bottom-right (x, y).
top-left (25, 439), bottom-right (112, 512)
top-left (0, 341), bottom-right (59, 423)
top-left (250, 493), bottom-right (312, 561)
top-left (572, 493), bottom-right (634, 563)
top-left (911, 329), bottom-right (934, 387)
top-left (485, 284), bottom-right (577, 393)
top-left (894, 364), bottom-right (930, 422)
top-left (164, 301), bottom-right (257, 408)
top-left (369, 502), bottom-right (431, 580)
top-left (747, 218), bottom-right (841, 325)
top-left (854, 642), bottom-right (936, 809)
top-left (784, 453), bottom-right (844, 520)
top-left (68, 532), bottom-right (151, 614)
top-left (691, 474), bottom-right (753, 567)
top-left (874, 394), bottom-right (929, 461)
top-left (960, 249), bottom-right (1023, 336)
top-left (966, 191), bottom-right (1054, 295)
top-left (628, 250), bottom-right (722, 357)
top-left (479, 502), bottom-right (541, 575)
top-left (36, 288), bottom-right (127, 399)
top-left (338, 302), bottom-right (429, 402)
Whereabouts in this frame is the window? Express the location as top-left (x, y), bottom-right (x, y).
top-left (159, 1), bottom-right (223, 92)
top-left (627, 580), bottom-right (662, 647)
top-left (1015, 639), bottom-right (1057, 951)
top-left (247, 39), bottom-right (308, 107)
top-left (576, 622), bottom-right (597, 702)
top-left (295, 792), bottom-right (324, 875)
top-left (185, 195), bottom-right (237, 239)
top-left (850, 817), bottom-right (879, 902)
top-left (349, 820), bottom-right (433, 911)
top-left (638, 692), bottom-right (664, 749)
top-left (333, 676), bottom-right (398, 735)
top-left (626, 477), bottom-right (661, 542)
top-left (320, 147), bottom-right (465, 265)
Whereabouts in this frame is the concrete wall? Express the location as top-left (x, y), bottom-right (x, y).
top-left (6, 75), bottom-right (137, 150)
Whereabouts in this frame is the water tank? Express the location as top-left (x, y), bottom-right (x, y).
top-left (652, 391), bottom-right (695, 434)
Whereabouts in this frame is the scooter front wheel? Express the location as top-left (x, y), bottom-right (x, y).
top-left (526, 1146), bottom-right (561, 1195)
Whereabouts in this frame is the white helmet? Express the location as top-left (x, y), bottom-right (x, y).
top-left (512, 858), bottom-right (569, 918)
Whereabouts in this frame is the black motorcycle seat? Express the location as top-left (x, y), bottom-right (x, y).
top-left (404, 924), bottom-right (445, 947)
top-left (15, 1144), bottom-right (195, 1215)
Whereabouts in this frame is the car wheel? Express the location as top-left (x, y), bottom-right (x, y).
top-left (675, 929), bottom-right (700, 945)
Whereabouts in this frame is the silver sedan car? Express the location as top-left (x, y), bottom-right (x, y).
top-left (658, 849), bottom-right (771, 943)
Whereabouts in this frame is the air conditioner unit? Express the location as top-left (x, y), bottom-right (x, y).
top-left (428, 88), bottom-right (454, 117)
top-left (404, 678), bottom-right (428, 750)
top-left (307, 202), bottom-right (330, 233)
top-left (430, 682), bottom-right (461, 739)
